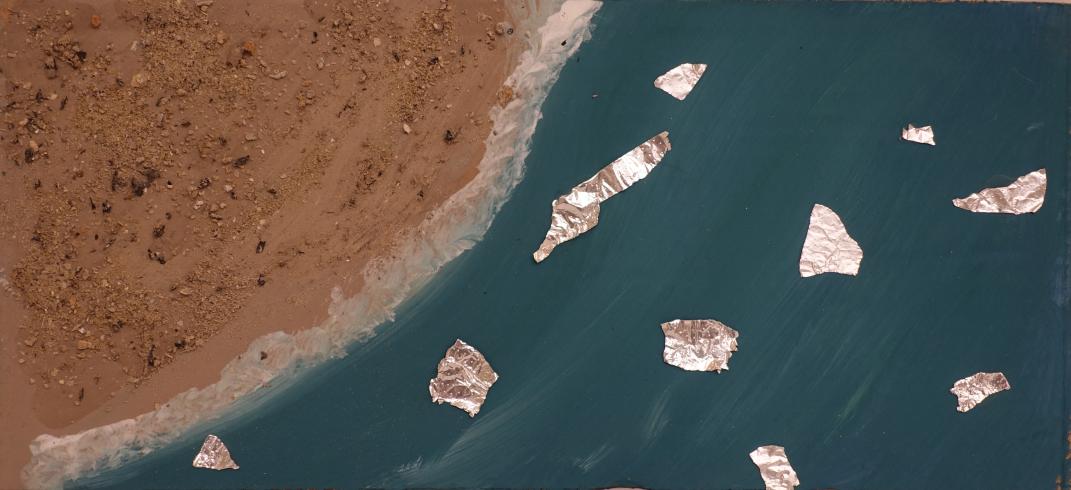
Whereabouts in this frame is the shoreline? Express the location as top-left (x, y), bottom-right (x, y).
top-left (0, 0), bottom-right (524, 487)
top-left (13, 1), bottom-right (603, 488)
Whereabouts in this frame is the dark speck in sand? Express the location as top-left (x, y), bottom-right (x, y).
top-left (560, 40), bottom-right (567, 46)
top-left (256, 240), bottom-right (266, 253)
top-left (233, 155), bottom-right (250, 167)
top-left (260, 351), bottom-right (268, 360)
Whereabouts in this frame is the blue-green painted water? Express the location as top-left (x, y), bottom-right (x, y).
top-left (77, 2), bottom-right (1069, 488)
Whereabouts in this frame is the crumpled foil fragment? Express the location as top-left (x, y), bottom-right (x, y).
top-left (191, 434), bottom-right (239, 471)
top-left (799, 203), bottom-right (863, 277)
top-left (952, 168), bottom-right (1046, 215)
top-left (429, 339), bottom-right (499, 417)
top-left (653, 63), bottom-right (707, 100)
top-left (661, 319), bottom-right (739, 372)
top-left (950, 372), bottom-right (1010, 413)
top-left (749, 445), bottom-right (800, 490)
top-left (533, 131), bottom-right (671, 263)
top-left (901, 123), bottom-right (935, 145)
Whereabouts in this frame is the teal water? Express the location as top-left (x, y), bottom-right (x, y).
top-left (76, 2), bottom-right (1069, 488)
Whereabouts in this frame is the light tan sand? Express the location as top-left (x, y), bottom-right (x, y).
top-left (0, 0), bottom-right (519, 486)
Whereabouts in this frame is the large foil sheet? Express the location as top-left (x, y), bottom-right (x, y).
top-left (798, 203), bottom-right (863, 277)
top-left (749, 445), bottom-right (800, 490)
top-left (901, 123), bottom-right (935, 145)
top-left (429, 339), bottom-right (499, 417)
top-left (191, 434), bottom-right (239, 471)
top-left (653, 63), bottom-right (707, 100)
top-left (950, 372), bottom-right (1010, 413)
top-left (661, 319), bottom-right (739, 372)
top-left (533, 131), bottom-right (672, 263)
top-left (952, 168), bottom-right (1046, 215)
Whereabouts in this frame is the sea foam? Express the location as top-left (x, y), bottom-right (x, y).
top-left (21, 1), bottom-right (602, 488)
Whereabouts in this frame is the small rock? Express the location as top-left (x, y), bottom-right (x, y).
top-left (432, 22), bottom-right (442, 31)
top-left (223, 184), bottom-right (234, 192)
top-left (77, 340), bottom-right (93, 350)
top-left (90, 15), bottom-right (102, 29)
top-left (178, 287), bottom-right (193, 296)
top-left (494, 22), bottom-right (513, 36)
top-left (260, 351), bottom-right (268, 360)
top-left (268, 70), bottom-right (287, 80)
top-left (130, 71), bottom-right (150, 87)
top-left (257, 274), bottom-right (266, 287)
top-left (256, 240), bottom-right (266, 253)
top-left (402, 123), bottom-right (412, 134)
top-left (241, 40), bottom-right (256, 57)
top-left (244, 133), bottom-right (257, 141)
top-left (443, 129), bottom-right (457, 142)
top-left (373, 37), bottom-right (382, 47)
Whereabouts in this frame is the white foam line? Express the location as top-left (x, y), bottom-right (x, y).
top-left (21, 1), bottom-right (602, 488)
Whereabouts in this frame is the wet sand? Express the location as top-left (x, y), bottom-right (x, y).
top-left (0, 0), bottom-right (521, 487)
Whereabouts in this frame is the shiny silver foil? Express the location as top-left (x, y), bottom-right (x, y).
top-left (653, 63), bottom-right (707, 100)
top-left (950, 372), bottom-right (1010, 413)
top-left (749, 445), bottom-right (800, 490)
top-left (533, 132), bottom-right (671, 263)
top-left (429, 339), bottom-right (499, 417)
top-left (799, 203), bottom-right (863, 277)
top-left (901, 123), bottom-right (935, 146)
top-left (191, 434), bottom-right (239, 471)
top-left (952, 168), bottom-right (1046, 215)
top-left (661, 319), bottom-right (739, 372)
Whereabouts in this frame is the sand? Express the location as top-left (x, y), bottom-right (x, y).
top-left (0, 0), bottom-right (520, 487)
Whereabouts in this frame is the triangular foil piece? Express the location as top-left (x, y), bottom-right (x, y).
top-left (191, 434), bottom-right (239, 470)
top-left (950, 372), bottom-right (1010, 413)
top-left (901, 123), bottom-right (935, 145)
top-left (661, 319), bottom-right (739, 372)
top-left (749, 445), bottom-right (800, 490)
top-left (533, 131), bottom-right (671, 263)
top-left (952, 168), bottom-right (1046, 215)
top-left (798, 204), bottom-right (863, 277)
top-left (429, 339), bottom-right (499, 417)
top-left (653, 63), bottom-right (707, 100)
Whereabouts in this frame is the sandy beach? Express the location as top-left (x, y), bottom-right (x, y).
top-left (0, 0), bottom-right (521, 487)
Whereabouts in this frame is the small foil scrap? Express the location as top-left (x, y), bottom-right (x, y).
top-left (429, 339), bottom-right (499, 417)
top-left (952, 168), bottom-right (1046, 215)
top-left (901, 123), bottom-right (935, 145)
top-left (191, 434), bottom-right (239, 471)
top-left (653, 63), bottom-right (707, 100)
top-left (533, 131), bottom-right (671, 263)
top-left (950, 372), bottom-right (1010, 413)
top-left (749, 445), bottom-right (800, 490)
top-left (661, 319), bottom-right (739, 372)
top-left (799, 203), bottom-right (863, 277)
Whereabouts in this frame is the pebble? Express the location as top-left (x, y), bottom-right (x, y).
top-left (90, 15), bottom-right (102, 29)
top-left (130, 71), bottom-right (150, 88)
top-left (402, 123), bottom-right (412, 134)
top-left (268, 70), bottom-right (287, 80)
top-left (373, 37), bottom-right (382, 47)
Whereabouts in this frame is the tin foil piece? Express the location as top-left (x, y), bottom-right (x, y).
top-left (429, 339), bottom-right (499, 417)
top-left (799, 203), bottom-right (863, 277)
top-left (749, 445), bottom-right (800, 490)
top-left (950, 372), bottom-right (1010, 413)
top-left (654, 63), bottom-right (707, 100)
top-left (952, 168), bottom-right (1046, 215)
top-left (533, 131), bottom-right (672, 263)
top-left (191, 434), bottom-right (239, 471)
top-left (661, 319), bottom-right (739, 372)
top-left (901, 123), bottom-right (935, 145)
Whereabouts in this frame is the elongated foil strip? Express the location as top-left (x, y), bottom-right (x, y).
top-left (654, 63), bottom-right (707, 100)
top-left (533, 132), bottom-right (671, 263)
top-left (661, 319), bottom-right (739, 372)
top-left (901, 123), bottom-right (935, 145)
top-left (429, 339), bottom-right (499, 417)
top-left (950, 372), bottom-right (1010, 413)
top-left (749, 445), bottom-right (800, 490)
top-left (952, 169), bottom-right (1046, 214)
top-left (799, 203), bottom-right (863, 277)
top-left (191, 434), bottom-right (239, 471)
